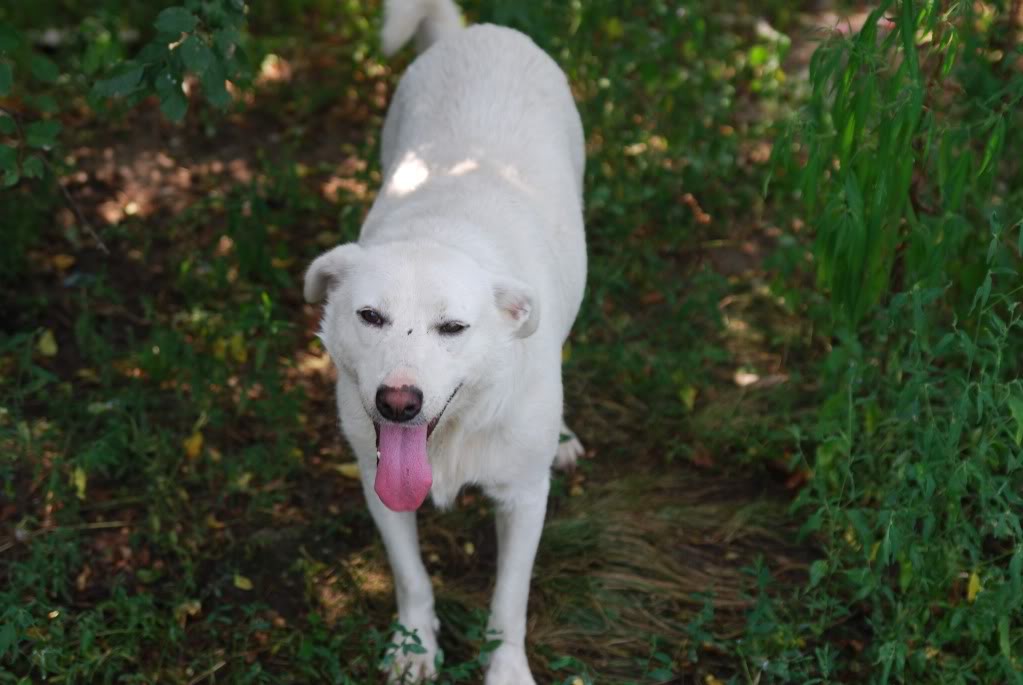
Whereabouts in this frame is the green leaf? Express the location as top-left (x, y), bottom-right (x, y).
top-left (25, 120), bottom-right (61, 148)
top-left (0, 114), bottom-right (15, 135)
top-left (0, 61), bottom-right (11, 96)
top-left (549, 656), bottom-right (576, 670)
top-left (201, 60), bottom-right (230, 109)
top-left (749, 44), bottom-right (768, 67)
top-left (1010, 546), bottom-right (1022, 597)
top-left (0, 143), bottom-right (15, 171)
top-left (969, 272), bottom-right (992, 315)
top-left (2, 168), bottom-right (18, 187)
top-left (844, 172), bottom-right (865, 229)
top-left (22, 155), bottom-right (43, 178)
top-left (798, 510), bottom-right (823, 540)
top-left (179, 35), bottom-right (214, 74)
top-left (214, 27), bottom-right (240, 56)
top-left (809, 559), bottom-right (828, 587)
top-left (30, 54), bottom-right (59, 83)
top-left (846, 509), bottom-right (873, 553)
top-left (155, 7), bottom-right (197, 35)
top-left (940, 29), bottom-right (959, 76)
top-left (82, 40), bottom-right (106, 75)
top-left (154, 67), bottom-right (181, 99)
top-left (977, 116), bottom-right (1005, 176)
top-left (0, 621), bottom-right (15, 658)
top-left (0, 24), bottom-right (20, 52)
top-left (900, 0), bottom-right (919, 75)
top-left (136, 568), bottom-right (163, 584)
top-left (840, 113), bottom-right (856, 161)
top-left (160, 90), bottom-right (188, 122)
top-left (998, 616), bottom-right (1010, 660)
top-left (28, 93), bottom-right (58, 114)
top-left (93, 63), bottom-right (145, 97)
top-left (1007, 395), bottom-right (1023, 447)
top-left (899, 559), bottom-right (913, 593)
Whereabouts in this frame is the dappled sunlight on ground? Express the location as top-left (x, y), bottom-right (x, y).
top-left (63, 118), bottom-right (371, 229)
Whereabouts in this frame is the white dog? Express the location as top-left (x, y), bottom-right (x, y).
top-left (304, 0), bottom-right (586, 682)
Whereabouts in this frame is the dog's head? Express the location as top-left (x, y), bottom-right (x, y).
top-left (304, 240), bottom-right (538, 511)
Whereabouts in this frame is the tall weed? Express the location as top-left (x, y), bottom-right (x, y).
top-left (768, 1), bottom-right (1023, 681)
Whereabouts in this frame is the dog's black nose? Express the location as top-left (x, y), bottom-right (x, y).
top-left (376, 385), bottom-right (423, 423)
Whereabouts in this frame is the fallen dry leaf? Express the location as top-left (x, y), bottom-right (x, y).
top-left (183, 432), bottom-right (203, 460)
top-left (690, 445), bottom-right (715, 469)
top-left (335, 463), bottom-right (361, 480)
top-left (37, 329), bottom-right (58, 357)
top-left (640, 290), bottom-right (665, 305)
top-left (679, 385), bottom-right (698, 411)
top-left (967, 571), bottom-right (981, 603)
top-left (229, 331), bottom-right (247, 363)
top-left (52, 254), bottom-right (75, 270)
top-left (72, 466), bottom-right (87, 500)
top-left (174, 599), bottom-right (202, 627)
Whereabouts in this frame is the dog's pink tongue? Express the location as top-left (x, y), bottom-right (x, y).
top-left (374, 424), bottom-right (431, 512)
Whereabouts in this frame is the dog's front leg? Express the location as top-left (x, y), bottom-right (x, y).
top-left (362, 477), bottom-right (439, 683)
top-left (484, 477), bottom-right (549, 685)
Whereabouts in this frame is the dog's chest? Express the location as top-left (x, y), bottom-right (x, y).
top-left (427, 425), bottom-right (511, 508)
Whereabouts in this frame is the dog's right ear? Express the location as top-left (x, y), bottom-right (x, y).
top-left (304, 243), bottom-right (363, 304)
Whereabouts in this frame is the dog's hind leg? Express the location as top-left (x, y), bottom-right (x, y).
top-left (553, 420), bottom-right (584, 471)
top-left (361, 479), bottom-right (439, 683)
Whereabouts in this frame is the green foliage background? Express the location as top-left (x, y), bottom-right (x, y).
top-left (1, 0), bottom-right (1022, 683)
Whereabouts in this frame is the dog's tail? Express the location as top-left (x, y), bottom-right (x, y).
top-left (381, 0), bottom-right (463, 57)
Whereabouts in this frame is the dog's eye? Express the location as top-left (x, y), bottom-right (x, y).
top-left (358, 308), bottom-right (385, 327)
top-left (438, 321), bottom-right (468, 335)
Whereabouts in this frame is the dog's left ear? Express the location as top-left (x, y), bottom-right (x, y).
top-left (493, 277), bottom-right (539, 339)
top-left (304, 243), bottom-right (362, 304)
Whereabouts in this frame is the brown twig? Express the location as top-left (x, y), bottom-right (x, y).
top-left (187, 660), bottom-right (227, 685)
top-left (0, 519), bottom-right (133, 553)
top-left (0, 105), bottom-right (109, 255)
top-left (42, 155), bottom-right (110, 254)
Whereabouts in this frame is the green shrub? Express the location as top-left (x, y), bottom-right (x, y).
top-left (777, 0), bottom-right (1020, 326)
top-left (767, 1), bottom-right (1023, 681)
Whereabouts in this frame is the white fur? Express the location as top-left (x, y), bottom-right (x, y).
top-left (380, 0), bottom-right (463, 56)
top-left (305, 1), bottom-right (585, 681)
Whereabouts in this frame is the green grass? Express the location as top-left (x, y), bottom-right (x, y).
top-left (2, 1), bottom-right (1023, 683)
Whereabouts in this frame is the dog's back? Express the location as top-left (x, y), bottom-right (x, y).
top-left (374, 1), bottom-right (586, 338)
top-left (384, 25), bottom-right (583, 187)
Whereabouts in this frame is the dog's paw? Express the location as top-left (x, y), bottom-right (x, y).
top-left (553, 423), bottom-right (584, 472)
top-left (382, 622), bottom-right (439, 684)
top-left (484, 645), bottom-right (536, 685)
